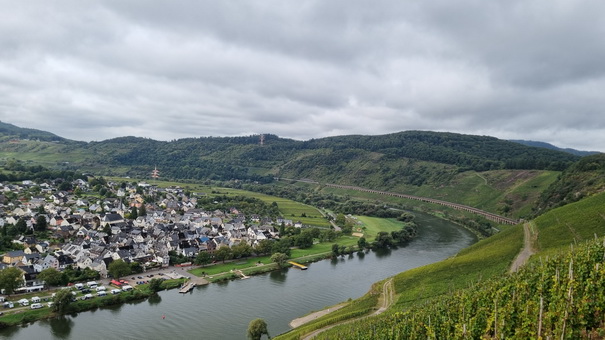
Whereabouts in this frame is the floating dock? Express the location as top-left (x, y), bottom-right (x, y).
top-left (179, 281), bottom-right (196, 293)
top-left (288, 261), bottom-right (308, 270)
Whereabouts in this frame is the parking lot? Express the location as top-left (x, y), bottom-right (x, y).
top-left (98, 266), bottom-right (191, 287)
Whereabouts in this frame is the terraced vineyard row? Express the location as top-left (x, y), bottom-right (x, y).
top-left (316, 238), bottom-right (605, 339)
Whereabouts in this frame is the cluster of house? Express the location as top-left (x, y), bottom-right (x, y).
top-left (0, 178), bottom-right (294, 291)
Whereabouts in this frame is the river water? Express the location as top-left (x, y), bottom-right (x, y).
top-left (0, 212), bottom-right (476, 340)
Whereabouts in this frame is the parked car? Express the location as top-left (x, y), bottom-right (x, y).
top-left (111, 289), bottom-right (122, 295)
top-left (30, 303), bottom-right (43, 309)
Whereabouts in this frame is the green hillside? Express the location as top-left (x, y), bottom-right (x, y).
top-left (2, 122), bottom-right (582, 220)
top-left (536, 153), bottom-right (605, 214)
top-left (316, 236), bottom-right (605, 339)
top-left (277, 191), bottom-right (605, 339)
top-left (534, 190), bottom-right (605, 256)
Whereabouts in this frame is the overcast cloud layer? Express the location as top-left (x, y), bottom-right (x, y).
top-left (1, 1), bottom-right (604, 151)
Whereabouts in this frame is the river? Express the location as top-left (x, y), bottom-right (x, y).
top-left (0, 212), bottom-right (476, 340)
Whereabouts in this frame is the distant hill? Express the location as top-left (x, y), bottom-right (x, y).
top-left (0, 122), bottom-right (583, 219)
top-left (1, 124), bottom-right (580, 182)
top-left (0, 121), bottom-right (68, 142)
top-left (510, 139), bottom-right (600, 156)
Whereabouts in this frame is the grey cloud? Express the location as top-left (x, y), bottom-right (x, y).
top-left (0, 1), bottom-right (603, 152)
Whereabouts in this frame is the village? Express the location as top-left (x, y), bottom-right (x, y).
top-left (0, 175), bottom-right (296, 296)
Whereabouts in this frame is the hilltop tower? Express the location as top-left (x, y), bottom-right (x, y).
top-left (259, 134), bottom-right (265, 146)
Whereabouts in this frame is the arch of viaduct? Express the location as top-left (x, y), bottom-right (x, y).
top-left (277, 178), bottom-right (520, 225)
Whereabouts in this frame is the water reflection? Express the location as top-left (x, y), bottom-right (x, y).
top-left (374, 248), bottom-right (392, 258)
top-left (49, 315), bottom-right (73, 338)
top-left (148, 294), bottom-right (162, 305)
top-left (269, 269), bottom-right (287, 283)
top-left (0, 322), bottom-right (21, 338)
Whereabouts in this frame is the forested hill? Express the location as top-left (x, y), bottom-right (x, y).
top-left (0, 121), bottom-right (69, 143)
top-left (0, 123), bottom-right (580, 184)
top-left (302, 131), bottom-right (579, 171)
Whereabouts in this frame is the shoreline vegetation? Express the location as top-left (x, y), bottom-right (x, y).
top-left (0, 227), bottom-right (409, 329)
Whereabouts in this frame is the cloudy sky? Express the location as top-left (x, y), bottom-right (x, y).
top-left (1, 1), bottom-right (604, 151)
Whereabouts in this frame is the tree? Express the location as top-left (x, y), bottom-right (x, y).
top-left (254, 240), bottom-right (273, 256)
top-left (320, 229), bottom-right (337, 242)
top-left (38, 268), bottom-right (64, 287)
top-left (15, 218), bottom-right (28, 234)
top-left (138, 204), bottom-right (147, 217)
top-left (397, 212), bottom-right (415, 222)
top-left (270, 252), bottom-right (288, 268)
top-left (58, 181), bottom-right (72, 192)
top-left (52, 288), bottom-right (73, 314)
top-left (103, 223), bottom-right (112, 236)
top-left (331, 243), bottom-right (340, 256)
top-left (294, 230), bottom-right (314, 249)
top-left (335, 213), bottom-right (346, 226)
top-left (129, 261), bottom-right (143, 274)
top-left (108, 259), bottom-right (131, 279)
top-left (374, 232), bottom-right (393, 249)
top-left (129, 206), bottom-right (138, 219)
top-left (148, 278), bottom-right (163, 293)
top-left (35, 215), bottom-right (48, 232)
top-left (247, 318), bottom-right (270, 340)
top-left (232, 242), bottom-right (253, 260)
top-left (0, 267), bottom-right (23, 295)
top-left (357, 237), bottom-right (367, 250)
top-left (271, 238), bottom-right (291, 256)
top-left (194, 251), bottom-right (212, 267)
top-left (214, 247), bottom-right (233, 264)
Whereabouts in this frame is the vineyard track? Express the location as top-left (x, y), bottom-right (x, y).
top-left (510, 222), bottom-right (536, 272)
top-left (301, 278), bottom-right (394, 340)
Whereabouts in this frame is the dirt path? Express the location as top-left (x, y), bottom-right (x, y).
top-left (510, 222), bottom-right (537, 273)
top-left (300, 278), bottom-right (394, 340)
top-left (289, 303), bottom-right (347, 328)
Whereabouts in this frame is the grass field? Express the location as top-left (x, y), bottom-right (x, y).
top-left (354, 216), bottom-right (407, 239)
top-left (108, 177), bottom-right (331, 227)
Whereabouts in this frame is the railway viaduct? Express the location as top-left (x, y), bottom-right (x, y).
top-left (277, 178), bottom-right (520, 225)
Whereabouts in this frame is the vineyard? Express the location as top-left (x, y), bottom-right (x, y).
top-left (316, 237), bottom-right (605, 339)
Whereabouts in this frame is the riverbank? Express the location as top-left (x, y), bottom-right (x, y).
top-left (289, 303), bottom-right (348, 328)
top-left (0, 277), bottom-right (187, 329)
top-left (0, 212), bottom-right (476, 339)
